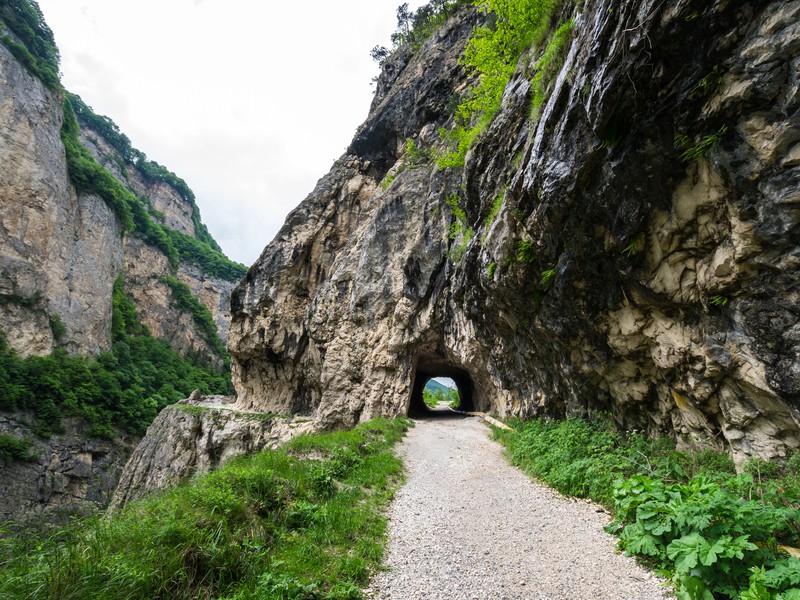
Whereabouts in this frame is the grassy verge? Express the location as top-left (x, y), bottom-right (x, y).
top-left (0, 417), bottom-right (411, 599)
top-left (494, 416), bottom-right (800, 599)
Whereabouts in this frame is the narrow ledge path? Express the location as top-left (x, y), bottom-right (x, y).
top-left (366, 414), bottom-right (673, 600)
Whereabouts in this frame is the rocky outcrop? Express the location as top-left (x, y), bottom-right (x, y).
top-left (0, 42), bottom-right (123, 357)
top-left (0, 414), bottom-right (137, 522)
top-left (110, 395), bottom-right (313, 510)
top-left (229, 0), bottom-right (800, 465)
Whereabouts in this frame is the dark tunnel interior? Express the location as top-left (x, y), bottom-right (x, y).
top-left (408, 360), bottom-right (475, 417)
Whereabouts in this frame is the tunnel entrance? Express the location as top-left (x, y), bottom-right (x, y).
top-left (408, 362), bottom-right (476, 417)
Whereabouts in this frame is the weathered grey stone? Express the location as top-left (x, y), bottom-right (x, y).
top-left (229, 0), bottom-right (800, 466)
top-left (0, 414), bottom-right (137, 523)
top-left (110, 395), bottom-right (313, 510)
top-left (0, 34), bottom-right (238, 520)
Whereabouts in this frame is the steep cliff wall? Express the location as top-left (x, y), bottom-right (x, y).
top-left (229, 0), bottom-right (800, 465)
top-left (0, 1), bottom-right (243, 522)
top-left (0, 42), bottom-right (123, 357)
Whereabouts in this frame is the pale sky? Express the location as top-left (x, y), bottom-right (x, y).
top-left (37, 0), bottom-right (428, 266)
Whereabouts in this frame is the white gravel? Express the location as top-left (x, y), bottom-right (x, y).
top-left (366, 414), bottom-right (673, 600)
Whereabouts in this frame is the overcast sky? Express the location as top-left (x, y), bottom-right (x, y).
top-left (36, 0), bottom-right (428, 266)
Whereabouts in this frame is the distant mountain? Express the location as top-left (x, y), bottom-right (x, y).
top-left (424, 379), bottom-right (450, 395)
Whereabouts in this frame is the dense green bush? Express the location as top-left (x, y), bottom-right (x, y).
top-left (495, 416), bottom-right (800, 599)
top-left (0, 0), bottom-right (59, 91)
top-left (0, 434), bottom-right (35, 462)
top-left (0, 418), bottom-right (410, 599)
top-left (162, 275), bottom-right (228, 358)
top-left (164, 228), bottom-right (247, 282)
top-left (437, 0), bottom-right (568, 167)
top-left (0, 278), bottom-right (229, 439)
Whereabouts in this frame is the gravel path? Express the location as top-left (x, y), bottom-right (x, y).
top-left (366, 413), bottom-right (673, 600)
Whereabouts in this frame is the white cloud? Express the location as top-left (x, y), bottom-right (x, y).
top-left (38, 0), bottom-right (428, 265)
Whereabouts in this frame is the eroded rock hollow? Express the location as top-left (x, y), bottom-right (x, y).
top-left (229, 0), bottom-right (800, 464)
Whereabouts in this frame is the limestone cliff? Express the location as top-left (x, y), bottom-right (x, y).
top-left (229, 0), bottom-right (800, 465)
top-left (0, 42), bottom-right (123, 357)
top-left (0, 2), bottom-right (243, 522)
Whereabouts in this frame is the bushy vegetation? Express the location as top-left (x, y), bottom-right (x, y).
top-left (0, 0), bottom-right (59, 91)
top-left (0, 434), bottom-right (35, 463)
top-left (164, 228), bottom-right (247, 282)
top-left (67, 93), bottom-right (224, 254)
top-left (0, 418), bottom-right (410, 599)
top-left (61, 99), bottom-right (135, 231)
top-left (437, 0), bottom-right (569, 167)
top-left (162, 275), bottom-right (228, 358)
top-left (371, 0), bottom-right (470, 64)
top-left (0, 277), bottom-right (229, 439)
top-left (495, 416), bottom-right (800, 599)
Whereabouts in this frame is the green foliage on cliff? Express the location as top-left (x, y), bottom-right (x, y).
top-left (67, 93), bottom-right (224, 254)
top-left (61, 99), bottom-right (135, 231)
top-left (529, 18), bottom-right (573, 121)
top-left (393, 0), bottom-right (470, 48)
top-left (0, 0), bottom-right (59, 91)
top-left (445, 192), bottom-right (474, 261)
top-left (437, 0), bottom-right (567, 167)
top-left (62, 98), bottom-right (184, 270)
top-left (0, 434), bottom-right (35, 462)
top-left (495, 416), bottom-right (800, 599)
top-left (0, 278), bottom-right (229, 439)
top-left (162, 276), bottom-right (228, 358)
top-left (372, 0), bottom-right (470, 64)
top-left (164, 228), bottom-right (247, 282)
top-left (0, 418), bottom-right (410, 599)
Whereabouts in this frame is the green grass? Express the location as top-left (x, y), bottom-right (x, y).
top-left (494, 416), bottom-right (800, 599)
top-left (0, 418), bottom-right (411, 599)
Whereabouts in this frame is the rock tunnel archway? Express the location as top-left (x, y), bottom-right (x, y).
top-left (408, 358), bottom-right (476, 417)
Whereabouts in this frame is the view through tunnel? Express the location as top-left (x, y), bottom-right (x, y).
top-left (408, 362), bottom-right (475, 417)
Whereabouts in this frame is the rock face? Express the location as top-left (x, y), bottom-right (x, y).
top-left (0, 42), bottom-right (123, 357)
top-left (0, 414), bottom-right (137, 523)
top-left (229, 0), bottom-right (800, 465)
top-left (110, 396), bottom-right (314, 510)
top-left (0, 14), bottom-right (242, 520)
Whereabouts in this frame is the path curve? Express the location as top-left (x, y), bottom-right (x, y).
top-left (367, 414), bottom-right (673, 599)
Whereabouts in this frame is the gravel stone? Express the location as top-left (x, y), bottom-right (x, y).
top-left (366, 414), bottom-right (673, 599)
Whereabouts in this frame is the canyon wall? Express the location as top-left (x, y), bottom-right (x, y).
top-left (229, 0), bottom-right (800, 465)
top-left (0, 9), bottom-right (242, 521)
